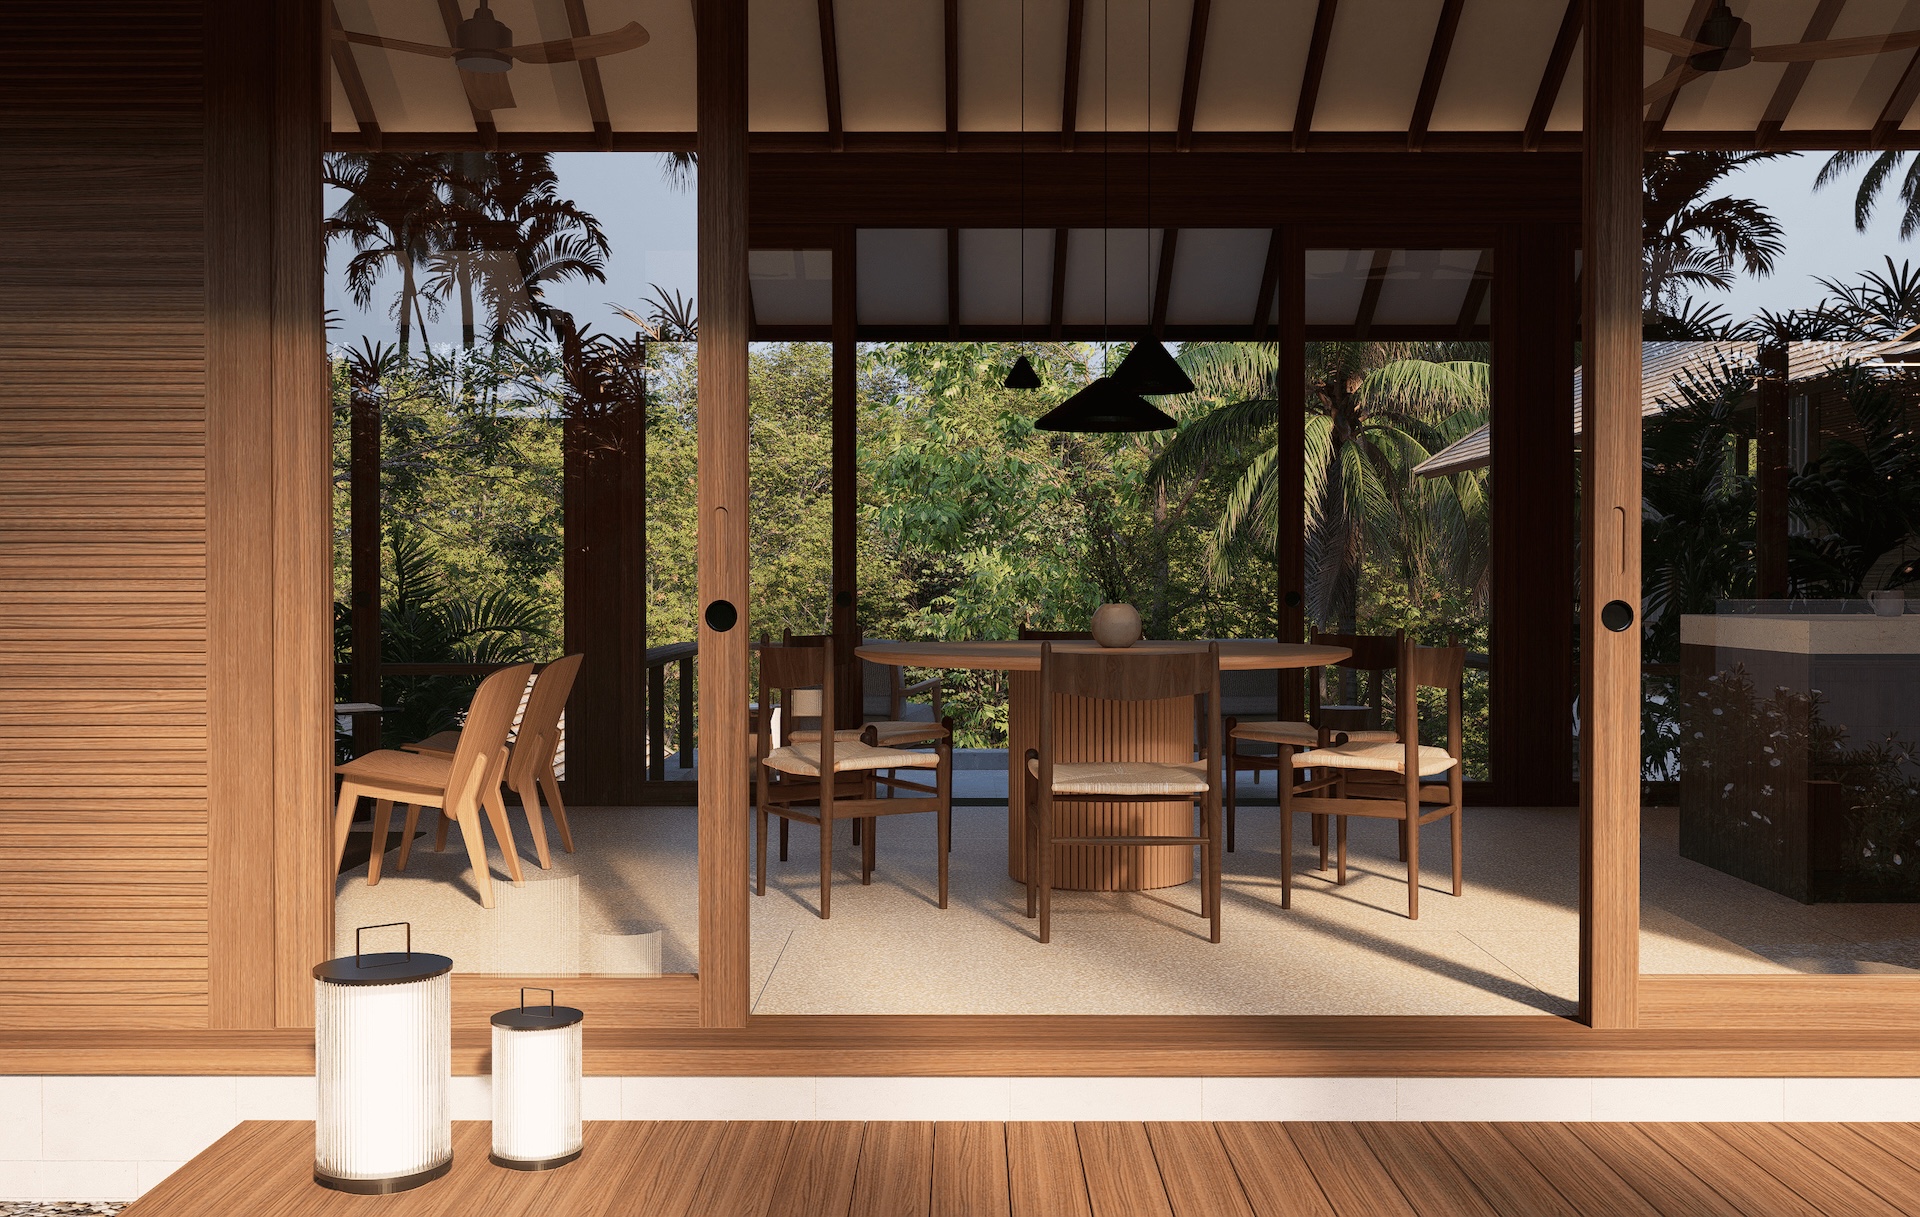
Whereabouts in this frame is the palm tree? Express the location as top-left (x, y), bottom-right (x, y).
top-left (1149, 342), bottom-right (1489, 635)
top-left (1817, 148), bottom-right (1920, 241)
top-left (425, 153), bottom-right (610, 347)
top-left (1643, 150), bottom-right (1792, 321)
top-left (324, 153), bottom-right (453, 352)
top-left (1816, 257), bottom-right (1920, 339)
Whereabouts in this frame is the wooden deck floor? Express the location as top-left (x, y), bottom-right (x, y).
top-left (124, 1119), bottom-right (1920, 1216)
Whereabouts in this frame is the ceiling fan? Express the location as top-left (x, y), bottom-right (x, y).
top-left (1645, 2), bottom-right (1920, 106)
top-left (333, 2), bottom-right (650, 112)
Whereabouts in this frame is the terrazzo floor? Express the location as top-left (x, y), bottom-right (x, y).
top-left (333, 785), bottom-right (1920, 1015)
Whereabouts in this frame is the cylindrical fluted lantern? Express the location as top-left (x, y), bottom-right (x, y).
top-left (489, 988), bottom-right (584, 1170)
top-left (313, 923), bottom-right (453, 1194)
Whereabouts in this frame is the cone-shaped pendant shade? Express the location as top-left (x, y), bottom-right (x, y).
top-left (1110, 340), bottom-right (1195, 396)
top-left (1003, 354), bottom-right (1042, 389)
top-left (1034, 377), bottom-right (1177, 433)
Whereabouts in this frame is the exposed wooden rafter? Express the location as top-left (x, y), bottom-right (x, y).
top-left (1061, 0), bottom-right (1085, 152)
top-left (1757, 0), bottom-right (1846, 148)
top-left (1050, 226), bottom-right (1069, 338)
top-left (1251, 227), bottom-right (1282, 340)
top-left (1151, 228), bottom-right (1179, 336)
top-left (1644, 0), bottom-right (1715, 142)
top-left (1352, 247), bottom-right (1393, 340)
top-left (561, 0), bottom-right (613, 149)
top-left (945, 0), bottom-right (960, 152)
top-left (817, 0), bottom-right (844, 151)
top-left (947, 226), bottom-right (961, 338)
top-left (1455, 248), bottom-right (1493, 338)
top-left (434, 0), bottom-right (499, 147)
top-left (327, 0), bottom-right (381, 147)
top-left (1873, 50), bottom-right (1920, 148)
top-left (1175, 0), bottom-right (1212, 152)
top-left (1524, 0), bottom-right (1583, 153)
top-left (1293, 0), bottom-right (1340, 152)
top-left (1408, 0), bottom-right (1465, 151)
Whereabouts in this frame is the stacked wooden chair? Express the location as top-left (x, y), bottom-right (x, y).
top-left (1023, 641), bottom-right (1224, 943)
top-left (754, 636), bottom-right (955, 918)
top-left (402, 652), bottom-right (583, 872)
top-left (1278, 636), bottom-right (1467, 919)
top-left (330, 662), bottom-right (534, 909)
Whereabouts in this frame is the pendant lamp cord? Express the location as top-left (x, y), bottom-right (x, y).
top-left (1102, 0), bottom-right (1109, 376)
top-left (1019, 0), bottom-right (1025, 344)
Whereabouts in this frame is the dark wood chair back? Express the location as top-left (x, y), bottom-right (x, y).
top-left (1309, 628), bottom-right (1402, 732)
top-left (753, 637), bottom-right (837, 762)
top-left (1040, 642), bottom-right (1220, 704)
top-left (1395, 637), bottom-right (1466, 760)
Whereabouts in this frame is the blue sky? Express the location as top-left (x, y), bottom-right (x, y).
top-left (326, 149), bottom-right (1920, 349)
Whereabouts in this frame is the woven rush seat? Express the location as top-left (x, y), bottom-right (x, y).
top-left (764, 740), bottom-right (942, 776)
top-left (1028, 757), bottom-right (1211, 797)
top-left (335, 748), bottom-right (452, 791)
top-left (788, 720), bottom-right (950, 746)
top-left (1293, 740), bottom-right (1458, 777)
top-left (1227, 720), bottom-right (1397, 747)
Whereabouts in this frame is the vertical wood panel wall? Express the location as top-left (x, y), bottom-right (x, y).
top-left (0, 1), bottom-right (328, 1032)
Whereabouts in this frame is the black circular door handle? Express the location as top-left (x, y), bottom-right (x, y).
top-left (704, 599), bottom-right (739, 632)
top-left (1601, 600), bottom-right (1635, 632)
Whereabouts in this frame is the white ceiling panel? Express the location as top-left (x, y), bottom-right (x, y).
top-left (750, 249), bottom-right (834, 325)
top-left (858, 230), bottom-right (948, 324)
top-left (837, 0), bottom-right (945, 131)
top-left (1428, 0), bottom-right (1566, 132)
top-left (1305, 249), bottom-right (1371, 326)
top-left (1164, 229), bottom-right (1268, 326)
top-left (958, 229), bottom-right (1055, 326)
top-left (1372, 248), bottom-right (1485, 327)
top-left (1781, 0), bottom-right (1920, 131)
top-left (1659, 1), bottom-right (1818, 133)
top-left (334, 0), bottom-right (480, 131)
top-left (1061, 227), bottom-right (1163, 327)
top-left (1191, 0), bottom-right (1315, 132)
top-left (1073, 0), bottom-right (1193, 133)
top-left (1312, 0), bottom-right (1443, 131)
top-left (590, 0), bottom-right (697, 130)
top-left (750, 0), bottom-right (829, 132)
top-left (960, 0), bottom-right (1073, 131)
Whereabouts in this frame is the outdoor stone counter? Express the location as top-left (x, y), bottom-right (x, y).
top-left (1678, 611), bottom-right (1920, 902)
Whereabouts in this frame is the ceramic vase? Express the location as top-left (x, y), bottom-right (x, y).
top-left (1091, 603), bottom-right (1143, 648)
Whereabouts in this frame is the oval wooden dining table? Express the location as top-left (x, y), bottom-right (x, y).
top-left (856, 640), bottom-right (1351, 891)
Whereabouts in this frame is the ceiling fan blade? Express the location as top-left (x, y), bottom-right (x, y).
top-left (1644, 26), bottom-right (1709, 57)
top-left (1751, 29), bottom-right (1920, 62)
top-left (460, 68), bottom-right (517, 111)
top-left (506, 21), bottom-right (650, 64)
top-left (1643, 65), bottom-right (1700, 107)
top-left (334, 28), bottom-right (455, 58)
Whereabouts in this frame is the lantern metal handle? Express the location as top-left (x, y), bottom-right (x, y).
top-left (521, 987), bottom-right (557, 1015)
top-left (356, 922), bottom-right (412, 965)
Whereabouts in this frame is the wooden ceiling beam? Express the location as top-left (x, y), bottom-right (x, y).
top-left (560, 0), bottom-right (614, 149)
top-left (945, 0), bottom-right (960, 152)
top-left (1644, 0), bottom-right (1715, 143)
top-left (1292, 0), bottom-right (1339, 152)
top-left (433, 0), bottom-right (498, 147)
top-left (1050, 227), bottom-right (1069, 338)
top-left (1408, 0), bottom-right (1465, 151)
top-left (1152, 228), bottom-right (1179, 336)
top-left (1873, 50), bottom-right (1920, 148)
top-left (1061, 0), bottom-right (1085, 152)
top-left (327, 0), bottom-right (382, 148)
top-left (1352, 247), bottom-right (1393, 340)
top-left (817, 0), bottom-right (844, 151)
top-left (1175, 0), bottom-right (1212, 152)
top-left (1251, 227), bottom-right (1282, 340)
top-left (1454, 248), bottom-right (1493, 338)
top-left (1758, 0), bottom-right (1846, 149)
top-left (1524, 0), bottom-right (1582, 153)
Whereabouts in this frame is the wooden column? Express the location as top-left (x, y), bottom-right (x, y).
top-left (1276, 229), bottom-right (1307, 717)
top-left (832, 225), bottom-right (860, 726)
top-left (1491, 223), bottom-right (1578, 807)
top-left (697, 0), bottom-right (751, 1028)
top-left (348, 368), bottom-right (381, 757)
top-left (1581, 0), bottom-right (1643, 1029)
top-left (1755, 340), bottom-right (1789, 599)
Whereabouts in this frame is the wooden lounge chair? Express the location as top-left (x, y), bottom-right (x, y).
top-left (403, 652), bottom-right (583, 871)
top-left (331, 662), bottom-right (535, 909)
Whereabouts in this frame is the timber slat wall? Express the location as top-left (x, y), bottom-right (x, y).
top-left (0, 0), bottom-right (329, 1033)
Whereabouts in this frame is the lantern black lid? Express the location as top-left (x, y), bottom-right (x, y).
top-left (313, 951), bottom-right (453, 986)
top-left (491, 1004), bottom-right (586, 1031)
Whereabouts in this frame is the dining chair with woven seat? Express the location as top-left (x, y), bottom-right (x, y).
top-left (1023, 641), bottom-right (1223, 943)
top-left (1279, 637), bottom-right (1466, 919)
top-left (331, 662), bottom-right (534, 909)
top-left (401, 652), bottom-right (582, 871)
top-left (755, 636), bottom-right (954, 918)
top-left (1223, 629), bottom-right (1403, 855)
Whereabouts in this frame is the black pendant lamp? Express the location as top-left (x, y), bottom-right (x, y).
top-left (1035, 376), bottom-right (1176, 433)
top-left (1110, 338), bottom-right (1195, 396)
top-left (1688, 2), bottom-right (1752, 73)
top-left (1004, 354), bottom-right (1042, 389)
